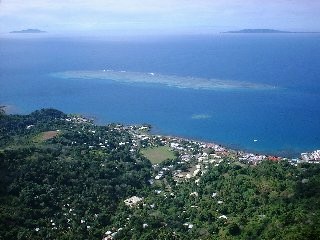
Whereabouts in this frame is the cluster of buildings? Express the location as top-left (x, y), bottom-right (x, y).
top-left (301, 150), bottom-right (320, 163)
top-left (61, 115), bottom-right (320, 167)
top-left (100, 124), bottom-right (320, 240)
top-left (124, 123), bottom-right (320, 183)
top-left (60, 115), bottom-right (320, 179)
top-left (64, 115), bottom-right (92, 124)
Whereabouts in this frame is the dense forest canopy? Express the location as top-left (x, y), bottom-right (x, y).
top-left (0, 109), bottom-right (319, 239)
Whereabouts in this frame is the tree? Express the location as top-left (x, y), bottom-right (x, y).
top-left (0, 106), bottom-right (5, 117)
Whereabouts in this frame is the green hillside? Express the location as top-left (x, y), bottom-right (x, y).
top-left (0, 109), bottom-right (319, 239)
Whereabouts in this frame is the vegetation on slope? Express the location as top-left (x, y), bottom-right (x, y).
top-left (0, 109), bottom-right (319, 239)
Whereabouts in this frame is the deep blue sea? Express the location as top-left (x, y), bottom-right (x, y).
top-left (1, 34), bottom-right (320, 156)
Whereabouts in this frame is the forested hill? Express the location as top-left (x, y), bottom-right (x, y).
top-left (0, 109), bottom-right (320, 239)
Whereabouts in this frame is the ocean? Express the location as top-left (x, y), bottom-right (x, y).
top-left (1, 34), bottom-right (320, 157)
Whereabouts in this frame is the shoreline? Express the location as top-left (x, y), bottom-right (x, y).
top-left (132, 124), bottom-right (319, 164)
top-left (149, 128), bottom-right (306, 159)
top-left (2, 106), bottom-right (319, 161)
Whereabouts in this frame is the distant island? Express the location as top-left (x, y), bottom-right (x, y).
top-left (222, 29), bottom-right (319, 34)
top-left (10, 29), bottom-right (46, 34)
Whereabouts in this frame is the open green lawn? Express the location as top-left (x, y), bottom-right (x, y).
top-left (141, 145), bottom-right (176, 164)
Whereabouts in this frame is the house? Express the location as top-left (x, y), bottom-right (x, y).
top-left (193, 169), bottom-right (201, 177)
top-left (190, 192), bottom-right (199, 197)
top-left (124, 196), bottom-right (143, 207)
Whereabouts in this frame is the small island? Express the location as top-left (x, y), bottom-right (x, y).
top-left (222, 29), bottom-right (320, 34)
top-left (10, 29), bottom-right (46, 34)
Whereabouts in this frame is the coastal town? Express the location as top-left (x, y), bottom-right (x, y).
top-left (123, 122), bottom-right (319, 167)
top-left (64, 115), bottom-right (320, 184)
top-left (99, 120), bottom-right (320, 240)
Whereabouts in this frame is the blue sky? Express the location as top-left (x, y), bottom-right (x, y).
top-left (1, 0), bottom-right (319, 35)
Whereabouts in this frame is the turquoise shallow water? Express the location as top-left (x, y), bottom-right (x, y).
top-left (1, 34), bottom-right (320, 157)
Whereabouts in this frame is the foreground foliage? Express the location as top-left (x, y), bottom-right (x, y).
top-left (0, 109), bottom-right (320, 239)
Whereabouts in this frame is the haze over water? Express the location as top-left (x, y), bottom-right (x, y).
top-left (1, 34), bottom-right (320, 157)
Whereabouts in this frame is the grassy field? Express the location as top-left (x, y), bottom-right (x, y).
top-left (141, 145), bottom-right (176, 164)
top-left (33, 131), bottom-right (60, 143)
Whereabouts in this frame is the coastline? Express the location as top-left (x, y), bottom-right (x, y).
top-left (149, 128), bottom-right (305, 159)
top-left (131, 124), bottom-right (319, 165)
top-left (2, 105), bottom-right (318, 161)
top-left (2, 105), bottom-right (318, 160)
